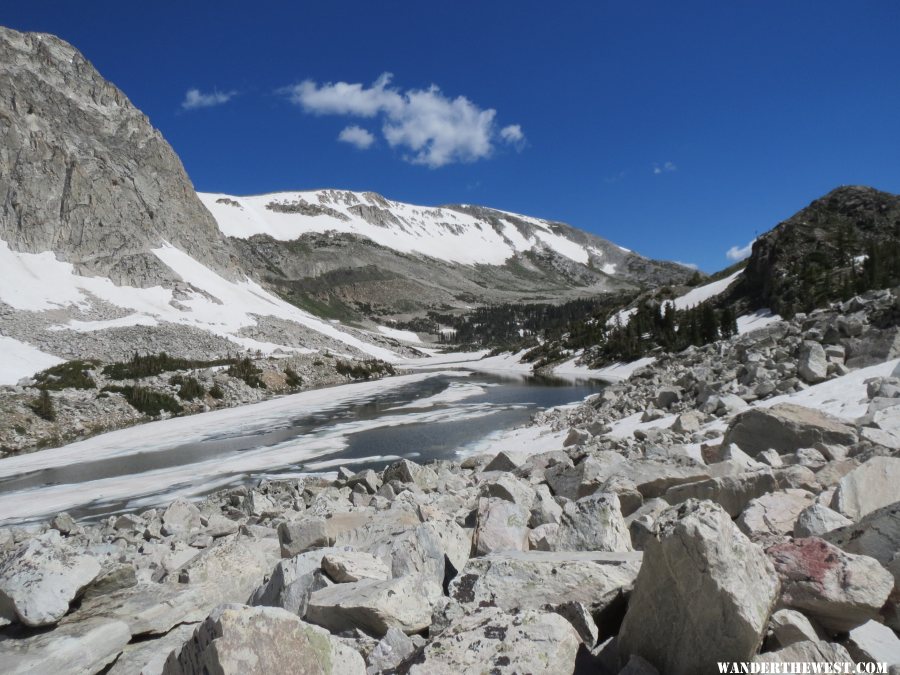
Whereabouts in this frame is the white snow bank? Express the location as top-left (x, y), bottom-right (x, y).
top-left (591, 357), bottom-right (657, 382)
top-left (0, 336), bottom-right (64, 385)
top-left (377, 325), bottom-right (422, 343)
top-left (737, 309), bottom-right (781, 334)
top-left (550, 353), bottom-right (655, 383)
top-left (756, 358), bottom-right (900, 421)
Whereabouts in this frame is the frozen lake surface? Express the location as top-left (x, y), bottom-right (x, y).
top-left (0, 371), bottom-right (600, 524)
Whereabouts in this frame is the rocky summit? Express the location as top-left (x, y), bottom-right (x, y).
top-left (0, 288), bottom-right (898, 674)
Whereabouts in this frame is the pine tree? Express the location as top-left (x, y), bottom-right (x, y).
top-left (31, 388), bottom-right (56, 421)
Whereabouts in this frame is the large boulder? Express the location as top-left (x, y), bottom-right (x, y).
top-left (250, 548), bottom-right (341, 615)
top-left (365, 627), bottom-right (418, 673)
top-left (552, 492), bottom-right (632, 552)
top-left (64, 533), bottom-right (279, 637)
top-left (737, 489), bottom-right (815, 539)
top-left (722, 404), bottom-right (857, 456)
top-left (382, 459), bottom-right (437, 491)
top-left (0, 616), bottom-right (130, 675)
top-left (473, 498), bottom-right (529, 555)
top-left (793, 503), bottom-right (853, 538)
top-left (277, 518), bottom-right (331, 558)
top-left (767, 608), bottom-right (823, 648)
top-left (162, 604), bottom-right (364, 674)
top-left (767, 537), bottom-right (893, 633)
top-left (830, 457), bottom-right (900, 521)
top-left (161, 498), bottom-right (202, 537)
top-left (617, 500), bottom-right (779, 675)
top-left (321, 550), bottom-right (390, 583)
top-left (407, 607), bottom-right (580, 675)
top-left (845, 620), bottom-right (900, 669)
top-left (824, 501), bottom-right (900, 568)
top-left (664, 469), bottom-right (777, 517)
top-left (0, 530), bottom-right (101, 627)
top-left (305, 574), bottom-right (441, 637)
top-left (798, 341), bottom-right (828, 383)
top-left (107, 622), bottom-right (198, 675)
top-left (480, 473), bottom-right (536, 508)
top-left (449, 550), bottom-right (641, 614)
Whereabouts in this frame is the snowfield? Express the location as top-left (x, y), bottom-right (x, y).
top-left (198, 189), bottom-right (614, 267)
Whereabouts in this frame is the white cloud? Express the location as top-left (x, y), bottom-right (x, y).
top-left (652, 161), bottom-right (677, 175)
top-left (182, 88), bottom-right (237, 110)
top-left (338, 125), bottom-right (376, 149)
top-left (674, 261), bottom-right (699, 270)
top-left (726, 239), bottom-right (755, 261)
top-left (500, 124), bottom-right (526, 149)
top-left (283, 73), bottom-right (523, 168)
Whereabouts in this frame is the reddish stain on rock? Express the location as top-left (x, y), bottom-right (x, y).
top-left (767, 537), bottom-right (842, 587)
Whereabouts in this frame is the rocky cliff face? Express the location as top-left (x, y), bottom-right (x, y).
top-left (0, 27), bottom-right (238, 285)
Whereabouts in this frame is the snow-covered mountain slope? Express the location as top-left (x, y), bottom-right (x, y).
top-left (201, 190), bottom-right (623, 268)
top-left (199, 189), bottom-right (696, 319)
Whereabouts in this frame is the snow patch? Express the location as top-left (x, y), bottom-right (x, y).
top-left (0, 336), bottom-right (64, 385)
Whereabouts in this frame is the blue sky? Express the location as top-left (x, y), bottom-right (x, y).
top-left (3, 2), bottom-right (899, 272)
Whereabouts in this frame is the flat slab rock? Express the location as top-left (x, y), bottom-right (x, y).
top-left (306, 573), bottom-right (442, 637)
top-left (406, 607), bottom-right (581, 675)
top-left (0, 616), bottom-right (130, 675)
top-left (722, 403), bottom-right (857, 456)
top-left (449, 550), bottom-right (642, 613)
top-left (62, 533), bottom-right (279, 636)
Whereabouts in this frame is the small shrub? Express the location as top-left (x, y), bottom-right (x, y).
top-left (177, 376), bottom-right (205, 401)
top-left (30, 389), bottom-right (56, 421)
top-left (284, 366), bottom-right (303, 388)
top-left (209, 383), bottom-right (225, 400)
top-left (34, 360), bottom-right (97, 390)
top-left (227, 357), bottom-right (266, 389)
top-left (103, 385), bottom-right (182, 417)
top-left (104, 352), bottom-right (235, 380)
top-left (335, 359), bottom-right (396, 380)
